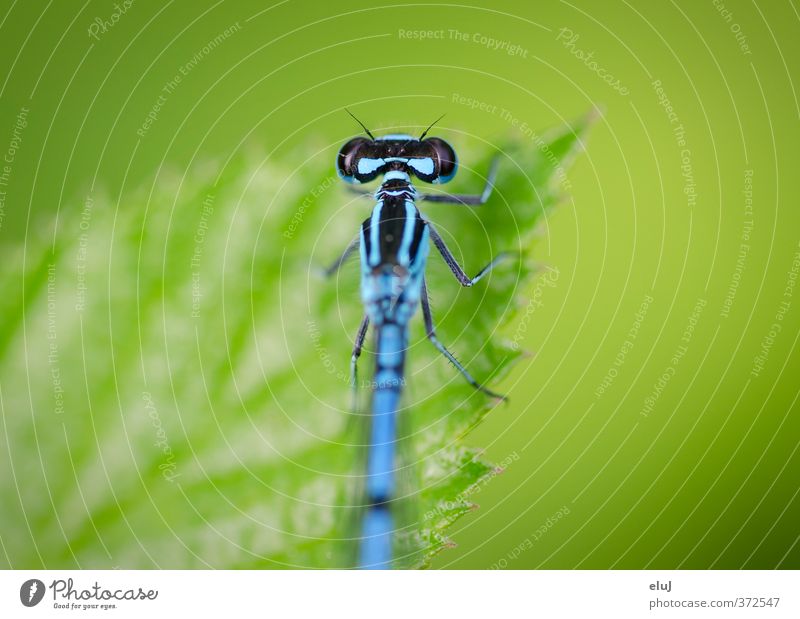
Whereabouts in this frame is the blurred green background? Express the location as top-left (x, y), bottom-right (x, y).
top-left (1, 0), bottom-right (798, 569)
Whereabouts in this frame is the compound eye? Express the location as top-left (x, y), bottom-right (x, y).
top-left (336, 137), bottom-right (371, 183)
top-left (424, 137), bottom-right (457, 184)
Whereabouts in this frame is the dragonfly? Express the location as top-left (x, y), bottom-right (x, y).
top-left (325, 111), bottom-right (507, 569)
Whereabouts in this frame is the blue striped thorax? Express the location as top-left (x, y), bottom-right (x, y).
top-left (358, 169), bottom-right (430, 327)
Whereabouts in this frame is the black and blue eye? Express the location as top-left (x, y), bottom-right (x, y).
top-left (423, 137), bottom-right (457, 184)
top-left (336, 137), bottom-right (372, 183)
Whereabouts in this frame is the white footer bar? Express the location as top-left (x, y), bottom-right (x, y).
top-left (1, 570), bottom-right (797, 618)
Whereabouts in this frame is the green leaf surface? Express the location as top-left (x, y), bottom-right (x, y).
top-left (0, 115), bottom-right (592, 568)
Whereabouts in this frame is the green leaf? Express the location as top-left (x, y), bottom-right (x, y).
top-left (0, 114), bottom-right (592, 568)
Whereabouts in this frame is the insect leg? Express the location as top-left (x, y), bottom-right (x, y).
top-left (420, 278), bottom-right (506, 400)
top-left (421, 157), bottom-right (499, 205)
top-left (351, 315), bottom-right (369, 387)
top-left (322, 236), bottom-right (359, 277)
top-left (427, 224), bottom-right (508, 287)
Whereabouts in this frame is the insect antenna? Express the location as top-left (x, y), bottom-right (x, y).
top-left (345, 108), bottom-right (376, 140)
top-left (419, 113), bottom-right (446, 140)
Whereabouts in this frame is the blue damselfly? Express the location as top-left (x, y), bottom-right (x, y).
top-left (325, 111), bottom-right (506, 569)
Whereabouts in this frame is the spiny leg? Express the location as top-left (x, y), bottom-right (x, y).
top-left (421, 156), bottom-right (499, 205)
top-left (322, 236), bottom-right (359, 277)
top-left (350, 315), bottom-right (369, 409)
top-left (420, 278), bottom-right (506, 400)
top-left (428, 224), bottom-right (509, 287)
